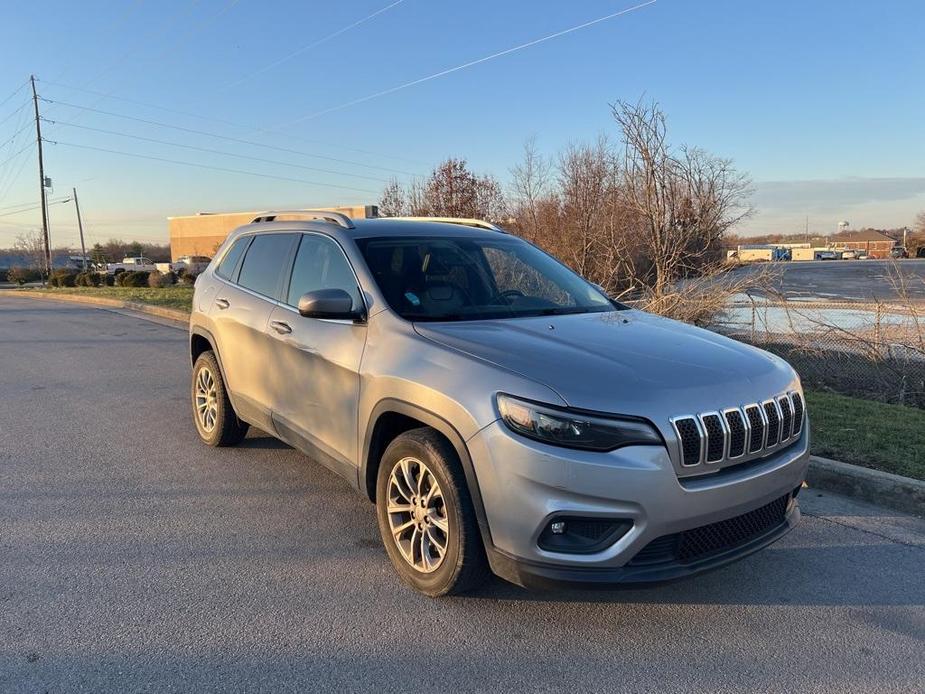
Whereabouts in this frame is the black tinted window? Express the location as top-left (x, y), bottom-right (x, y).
top-left (215, 237), bottom-right (249, 280)
top-left (237, 234), bottom-right (296, 298)
top-left (287, 235), bottom-right (362, 308)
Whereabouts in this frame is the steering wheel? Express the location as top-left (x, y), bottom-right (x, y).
top-left (491, 289), bottom-right (526, 304)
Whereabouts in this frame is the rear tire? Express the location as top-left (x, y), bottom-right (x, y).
top-left (191, 351), bottom-right (248, 447)
top-left (376, 427), bottom-right (489, 596)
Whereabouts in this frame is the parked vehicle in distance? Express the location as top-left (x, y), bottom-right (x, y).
top-left (155, 255), bottom-right (212, 275)
top-left (891, 247), bottom-right (909, 259)
top-left (188, 212), bottom-right (810, 596)
top-left (857, 252), bottom-right (870, 260)
top-left (817, 250), bottom-right (838, 260)
top-left (106, 256), bottom-right (157, 274)
top-left (839, 249), bottom-right (858, 260)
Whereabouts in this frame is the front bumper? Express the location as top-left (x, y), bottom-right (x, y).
top-left (466, 420), bottom-right (810, 588)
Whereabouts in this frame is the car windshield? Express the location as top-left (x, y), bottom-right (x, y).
top-left (356, 234), bottom-right (622, 322)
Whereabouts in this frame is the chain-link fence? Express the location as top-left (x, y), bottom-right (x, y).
top-left (711, 300), bottom-right (925, 408)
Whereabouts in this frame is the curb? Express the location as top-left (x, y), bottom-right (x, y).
top-left (808, 456), bottom-right (925, 518)
top-left (2, 290), bottom-right (190, 325)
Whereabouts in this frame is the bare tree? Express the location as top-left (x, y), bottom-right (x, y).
top-left (611, 99), bottom-right (753, 313)
top-left (915, 210), bottom-right (925, 235)
top-left (378, 178), bottom-right (406, 217)
top-left (509, 136), bottom-right (553, 242)
top-left (13, 229), bottom-right (47, 278)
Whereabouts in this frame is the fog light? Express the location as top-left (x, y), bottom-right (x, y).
top-left (538, 516), bottom-right (632, 554)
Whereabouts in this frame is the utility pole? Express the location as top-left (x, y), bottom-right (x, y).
top-left (30, 75), bottom-right (51, 283)
top-left (73, 187), bottom-right (87, 270)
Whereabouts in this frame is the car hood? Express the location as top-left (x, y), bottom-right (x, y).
top-left (413, 310), bottom-right (799, 420)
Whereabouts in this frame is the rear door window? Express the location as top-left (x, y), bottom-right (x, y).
top-left (236, 233), bottom-right (298, 299)
top-left (215, 237), bottom-right (250, 281)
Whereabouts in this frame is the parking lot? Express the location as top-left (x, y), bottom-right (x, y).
top-left (2, 296), bottom-right (924, 693)
top-left (741, 258), bottom-right (925, 302)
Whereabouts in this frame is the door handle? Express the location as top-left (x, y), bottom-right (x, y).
top-left (215, 298), bottom-right (230, 309)
top-left (270, 320), bottom-right (292, 335)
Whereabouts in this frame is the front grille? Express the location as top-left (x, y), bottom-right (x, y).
top-left (778, 396), bottom-right (793, 440)
top-left (745, 405), bottom-right (765, 453)
top-left (629, 494), bottom-right (791, 567)
top-left (672, 392), bottom-right (805, 473)
top-left (701, 414), bottom-right (725, 463)
top-left (791, 393), bottom-right (804, 436)
top-left (764, 401), bottom-right (781, 446)
top-left (725, 410), bottom-right (746, 458)
top-left (675, 418), bottom-right (701, 466)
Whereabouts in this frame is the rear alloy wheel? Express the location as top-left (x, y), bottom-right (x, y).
top-left (191, 351), bottom-right (249, 447)
top-left (376, 428), bottom-right (489, 596)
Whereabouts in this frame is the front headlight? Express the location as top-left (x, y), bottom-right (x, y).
top-left (496, 393), bottom-right (663, 451)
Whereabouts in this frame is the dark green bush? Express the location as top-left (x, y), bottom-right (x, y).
top-left (180, 271), bottom-right (198, 286)
top-left (75, 271), bottom-right (101, 287)
top-left (102, 273), bottom-right (115, 286)
top-left (147, 270), bottom-right (177, 288)
top-left (50, 269), bottom-right (78, 287)
top-left (6, 267), bottom-right (43, 285)
top-left (119, 270), bottom-right (150, 287)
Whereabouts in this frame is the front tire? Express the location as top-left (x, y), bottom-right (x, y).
top-left (376, 428), bottom-right (489, 596)
top-left (191, 351), bottom-right (248, 447)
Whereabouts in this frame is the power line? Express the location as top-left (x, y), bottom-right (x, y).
top-left (41, 97), bottom-right (419, 176)
top-left (0, 79), bottom-right (30, 110)
top-left (0, 100), bottom-right (31, 128)
top-left (0, 142), bottom-right (33, 170)
top-left (0, 197), bottom-right (71, 218)
top-left (0, 120), bottom-right (33, 150)
top-left (43, 118), bottom-right (391, 183)
top-left (0, 195), bottom-right (69, 213)
top-left (37, 78), bottom-right (428, 166)
top-left (218, 0), bottom-right (406, 91)
top-left (0, 147), bottom-right (34, 202)
top-left (43, 139), bottom-right (380, 195)
top-left (275, 0), bottom-right (657, 128)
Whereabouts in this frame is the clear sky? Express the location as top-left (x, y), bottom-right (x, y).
top-left (1, 0), bottom-right (923, 247)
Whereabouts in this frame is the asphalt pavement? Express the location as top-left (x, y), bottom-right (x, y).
top-left (738, 258), bottom-right (925, 302)
top-left (1, 295), bottom-right (923, 693)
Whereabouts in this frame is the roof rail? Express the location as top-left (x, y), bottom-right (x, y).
top-left (390, 216), bottom-right (505, 232)
top-left (251, 209), bottom-right (355, 229)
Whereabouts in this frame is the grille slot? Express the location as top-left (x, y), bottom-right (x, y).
top-left (745, 405), bottom-right (765, 453)
top-left (672, 393), bottom-right (803, 471)
top-left (701, 414), bottom-right (725, 463)
top-left (791, 393), bottom-right (804, 436)
top-left (778, 396), bottom-right (793, 441)
top-left (629, 494), bottom-right (791, 566)
top-left (763, 401), bottom-right (781, 446)
top-left (674, 418), bottom-right (702, 466)
top-left (724, 410), bottom-right (746, 458)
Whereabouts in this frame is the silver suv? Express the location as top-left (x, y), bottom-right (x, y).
top-left (189, 211), bottom-right (810, 596)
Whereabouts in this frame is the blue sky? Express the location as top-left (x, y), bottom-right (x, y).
top-left (1, 0), bottom-right (923, 246)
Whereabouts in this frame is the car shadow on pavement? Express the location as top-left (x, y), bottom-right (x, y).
top-left (459, 540), bottom-right (925, 608)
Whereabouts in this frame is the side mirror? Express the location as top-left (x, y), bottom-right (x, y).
top-left (298, 288), bottom-right (362, 320)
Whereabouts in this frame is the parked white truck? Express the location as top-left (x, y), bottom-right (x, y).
top-left (105, 257), bottom-right (158, 274)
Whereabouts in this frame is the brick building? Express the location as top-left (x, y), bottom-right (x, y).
top-left (837, 230), bottom-right (896, 259)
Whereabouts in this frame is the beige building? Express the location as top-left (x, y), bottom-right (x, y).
top-left (167, 205), bottom-right (378, 261)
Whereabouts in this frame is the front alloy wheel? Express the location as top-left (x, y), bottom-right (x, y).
top-left (386, 457), bottom-right (449, 573)
top-left (375, 427), bottom-right (489, 596)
